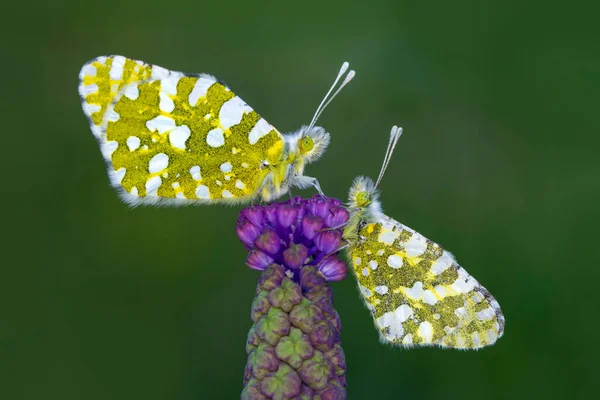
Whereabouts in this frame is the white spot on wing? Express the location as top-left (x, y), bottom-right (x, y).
top-left (109, 56), bottom-right (125, 80)
top-left (455, 307), bottom-right (467, 317)
top-left (159, 92), bottom-right (175, 112)
top-left (190, 166), bottom-right (201, 181)
top-left (418, 321), bottom-right (433, 343)
top-left (169, 125), bottom-right (191, 149)
top-left (151, 65), bottom-right (169, 80)
top-left (220, 96), bottom-right (253, 129)
top-left (423, 290), bottom-right (438, 305)
top-left (405, 233), bottom-right (427, 257)
top-left (81, 84), bottom-right (99, 96)
top-left (451, 275), bottom-right (476, 294)
top-left (431, 251), bottom-right (454, 275)
top-left (126, 136), bottom-right (140, 151)
top-left (124, 84), bottom-right (139, 100)
top-left (476, 307), bottom-right (495, 321)
top-left (375, 285), bottom-right (388, 295)
top-left (405, 281), bottom-right (424, 300)
top-left (146, 115), bottom-right (176, 134)
top-left (235, 180), bottom-right (245, 189)
top-left (434, 285), bottom-right (447, 297)
top-left (220, 162), bottom-right (232, 173)
top-left (379, 230), bottom-right (397, 245)
top-left (106, 110), bottom-right (120, 122)
top-left (105, 141), bottom-right (118, 156)
top-left (222, 190), bottom-right (233, 198)
top-left (207, 127), bottom-right (225, 147)
top-left (149, 153), bottom-right (169, 173)
top-left (189, 76), bottom-right (215, 106)
top-left (248, 118), bottom-right (272, 145)
top-left (196, 185), bottom-right (210, 199)
top-left (369, 260), bottom-right (378, 270)
top-left (387, 254), bottom-right (403, 269)
top-left (160, 73), bottom-right (181, 96)
top-left (377, 305), bottom-right (413, 340)
top-left (80, 64), bottom-right (96, 78)
top-left (145, 176), bottom-right (162, 196)
top-left (83, 103), bottom-right (101, 115)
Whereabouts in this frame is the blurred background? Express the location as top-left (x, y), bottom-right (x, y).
top-left (2, 0), bottom-right (598, 398)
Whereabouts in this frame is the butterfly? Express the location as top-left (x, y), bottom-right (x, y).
top-left (343, 126), bottom-right (505, 349)
top-left (78, 55), bottom-right (354, 206)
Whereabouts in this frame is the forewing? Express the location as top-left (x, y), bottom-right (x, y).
top-left (79, 55), bottom-right (284, 205)
top-left (349, 218), bottom-right (505, 349)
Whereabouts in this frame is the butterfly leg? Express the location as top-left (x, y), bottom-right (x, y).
top-left (293, 176), bottom-right (326, 198)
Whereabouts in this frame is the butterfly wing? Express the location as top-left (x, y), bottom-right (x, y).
top-left (349, 217), bottom-right (504, 349)
top-left (79, 55), bottom-right (284, 205)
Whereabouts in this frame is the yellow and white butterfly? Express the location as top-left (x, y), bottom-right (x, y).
top-left (343, 126), bottom-right (505, 349)
top-left (79, 55), bottom-right (354, 206)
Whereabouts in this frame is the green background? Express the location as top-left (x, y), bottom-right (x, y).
top-left (3, 0), bottom-right (598, 398)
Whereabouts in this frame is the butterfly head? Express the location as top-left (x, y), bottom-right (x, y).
top-left (348, 176), bottom-right (383, 219)
top-left (287, 125), bottom-right (331, 164)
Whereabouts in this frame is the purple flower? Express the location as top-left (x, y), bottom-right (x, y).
top-left (302, 215), bottom-right (324, 240)
top-left (242, 205), bottom-right (265, 227)
top-left (306, 198), bottom-right (330, 219)
top-left (237, 196), bottom-right (348, 398)
top-left (255, 229), bottom-right (282, 255)
top-left (237, 219), bottom-right (262, 249)
top-left (317, 256), bottom-right (348, 282)
top-left (276, 204), bottom-right (298, 229)
top-left (324, 206), bottom-right (350, 228)
top-left (283, 243), bottom-right (309, 270)
top-left (235, 195), bottom-right (349, 274)
top-left (314, 231), bottom-right (342, 254)
top-left (246, 250), bottom-right (274, 271)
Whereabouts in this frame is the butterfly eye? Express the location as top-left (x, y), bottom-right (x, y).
top-left (356, 191), bottom-right (371, 207)
top-left (298, 136), bottom-right (315, 154)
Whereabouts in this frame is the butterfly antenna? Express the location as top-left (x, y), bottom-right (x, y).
top-left (311, 70), bottom-right (355, 127)
top-left (375, 126), bottom-right (403, 188)
top-left (308, 62), bottom-right (354, 130)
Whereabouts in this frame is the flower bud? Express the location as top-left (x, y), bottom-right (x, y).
top-left (255, 229), bottom-right (282, 255)
top-left (246, 250), bottom-right (274, 271)
top-left (277, 204), bottom-right (298, 229)
top-left (237, 219), bottom-right (263, 248)
top-left (283, 243), bottom-right (309, 270)
top-left (314, 231), bottom-right (342, 254)
top-left (317, 256), bottom-right (348, 282)
top-left (242, 206), bottom-right (264, 227)
top-left (324, 206), bottom-right (349, 228)
top-left (302, 215), bottom-right (324, 240)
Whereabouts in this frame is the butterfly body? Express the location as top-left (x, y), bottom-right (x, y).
top-left (343, 129), bottom-right (505, 349)
top-left (79, 56), bottom-right (343, 206)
